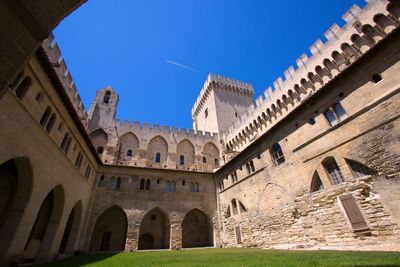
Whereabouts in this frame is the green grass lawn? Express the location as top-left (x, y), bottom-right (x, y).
top-left (36, 248), bottom-right (400, 267)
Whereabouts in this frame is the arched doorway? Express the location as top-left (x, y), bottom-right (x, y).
top-left (182, 209), bottom-right (213, 248)
top-left (0, 157), bottom-right (33, 260)
top-left (89, 206), bottom-right (127, 252)
top-left (138, 208), bottom-right (170, 250)
top-left (59, 201), bottom-right (82, 255)
top-left (22, 185), bottom-right (64, 263)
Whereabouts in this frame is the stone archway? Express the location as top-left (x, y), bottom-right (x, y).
top-left (0, 157), bottom-right (33, 260)
top-left (181, 209), bottom-right (213, 248)
top-left (58, 201), bottom-right (83, 255)
top-left (89, 206), bottom-right (128, 252)
top-left (22, 185), bottom-right (65, 263)
top-left (138, 208), bottom-right (170, 250)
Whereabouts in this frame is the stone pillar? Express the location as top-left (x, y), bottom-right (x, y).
top-left (125, 220), bottom-right (140, 251)
top-left (170, 223), bottom-right (182, 250)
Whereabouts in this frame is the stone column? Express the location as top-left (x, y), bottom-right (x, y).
top-left (125, 220), bottom-right (140, 251)
top-left (170, 223), bottom-right (182, 250)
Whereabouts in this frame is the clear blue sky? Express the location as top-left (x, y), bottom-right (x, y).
top-left (54, 0), bottom-right (365, 129)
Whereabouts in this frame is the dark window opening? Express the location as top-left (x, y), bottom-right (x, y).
top-left (97, 146), bottom-right (104, 154)
top-left (155, 152), bottom-right (161, 163)
top-left (139, 179), bottom-right (145, 190)
top-left (179, 155), bottom-right (185, 165)
top-left (372, 73), bottom-right (382, 83)
top-left (15, 77), bottom-right (31, 100)
top-left (103, 91), bottom-right (111, 104)
top-left (127, 149), bottom-right (133, 157)
top-left (145, 179), bottom-right (151, 190)
top-left (204, 108), bottom-right (208, 118)
top-left (202, 157), bottom-right (207, 163)
top-left (309, 117), bottom-right (316, 125)
top-left (46, 114), bottom-right (56, 133)
top-left (271, 143), bottom-right (285, 166)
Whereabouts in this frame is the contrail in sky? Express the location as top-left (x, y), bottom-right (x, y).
top-left (166, 60), bottom-right (202, 74)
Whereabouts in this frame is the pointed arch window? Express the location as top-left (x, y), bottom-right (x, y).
top-left (310, 172), bottom-right (324, 192)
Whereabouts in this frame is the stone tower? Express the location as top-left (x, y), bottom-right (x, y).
top-left (192, 74), bottom-right (254, 134)
top-left (87, 86), bottom-right (119, 131)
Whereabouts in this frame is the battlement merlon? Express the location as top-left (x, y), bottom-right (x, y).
top-left (191, 73), bottom-right (254, 117)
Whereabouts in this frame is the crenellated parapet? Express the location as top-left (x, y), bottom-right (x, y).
top-left (192, 74), bottom-right (254, 117)
top-left (40, 34), bottom-right (89, 128)
top-left (222, 0), bottom-right (400, 152)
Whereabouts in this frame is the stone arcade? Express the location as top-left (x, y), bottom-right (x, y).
top-left (0, 0), bottom-right (400, 265)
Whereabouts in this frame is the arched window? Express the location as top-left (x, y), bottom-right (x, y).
top-left (322, 157), bottom-right (345, 185)
top-left (166, 180), bottom-right (171, 192)
top-left (202, 157), bottom-right (207, 163)
top-left (182, 179), bottom-right (186, 186)
top-left (46, 113), bottom-right (56, 133)
top-left (145, 179), bottom-right (151, 190)
top-left (116, 177), bottom-right (122, 189)
top-left (127, 149), bottom-right (133, 157)
top-left (103, 91), bottom-right (111, 104)
top-left (97, 146), bottom-right (104, 154)
top-left (15, 77), bottom-right (31, 100)
top-left (40, 107), bottom-right (52, 126)
top-left (310, 172), bottom-right (324, 192)
top-left (155, 152), bottom-right (161, 163)
top-left (271, 143), bottom-right (285, 166)
top-left (179, 155), bottom-right (185, 165)
top-left (195, 182), bottom-right (199, 192)
top-left (139, 179), bottom-right (145, 190)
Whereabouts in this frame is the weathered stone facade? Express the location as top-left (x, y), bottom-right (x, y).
top-left (0, 0), bottom-right (400, 266)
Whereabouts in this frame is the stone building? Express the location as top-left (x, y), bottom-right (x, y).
top-left (0, 0), bottom-right (400, 265)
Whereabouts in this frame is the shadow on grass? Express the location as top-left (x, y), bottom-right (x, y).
top-left (34, 252), bottom-right (120, 267)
